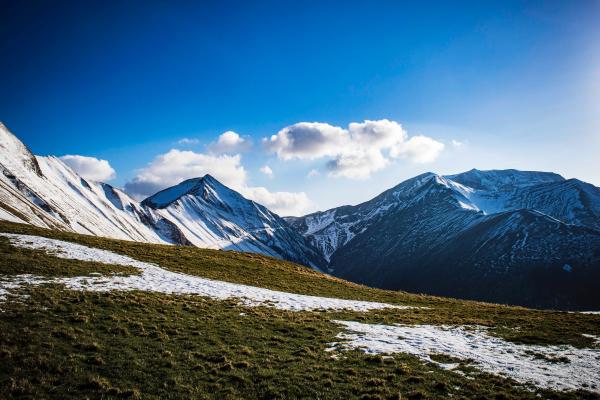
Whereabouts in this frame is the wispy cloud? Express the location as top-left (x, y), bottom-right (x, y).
top-left (259, 165), bottom-right (273, 177)
top-left (307, 169), bottom-right (320, 178)
top-left (177, 137), bottom-right (200, 145)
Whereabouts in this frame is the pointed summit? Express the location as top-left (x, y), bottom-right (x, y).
top-left (141, 175), bottom-right (327, 269)
top-left (0, 122), bottom-right (43, 177)
top-left (141, 174), bottom-right (238, 209)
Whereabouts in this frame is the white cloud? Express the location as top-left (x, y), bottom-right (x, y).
top-left (348, 119), bottom-right (407, 148)
top-left (263, 122), bottom-right (348, 160)
top-left (124, 149), bottom-right (247, 199)
top-left (450, 139), bottom-right (469, 150)
top-left (240, 187), bottom-right (312, 217)
top-left (177, 138), bottom-right (200, 145)
top-left (60, 155), bottom-right (116, 182)
top-left (326, 149), bottom-right (389, 179)
top-left (264, 119), bottom-right (444, 179)
top-left (307, 169), bottom-right (320, 178)
top-left (208, 131), bottom-right (251, 153)
top-left (259, 165), bottom-right (273, 177)
top-left (124, 149), bottom-right (311, 216)
top-left (391, 135), bottom-right (445, 163)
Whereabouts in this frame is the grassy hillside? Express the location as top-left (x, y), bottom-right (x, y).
top-left (0, 220), bottom-right (599, 399)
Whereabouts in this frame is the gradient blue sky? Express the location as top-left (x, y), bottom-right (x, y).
top-left (1, 0), bottom-right (599, 214)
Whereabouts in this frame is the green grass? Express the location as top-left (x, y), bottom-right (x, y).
top-left (0, 236), bottom-right (139, 277)
top-left (2, 287), bottom-right (597, 400)
top-left (1, 220), bottom-right (599, 399)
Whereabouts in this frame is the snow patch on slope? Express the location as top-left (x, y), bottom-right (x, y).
top-left (330, 320), bottom-right (600, 393)
top-left (0, 233), bottom-right (403, 312)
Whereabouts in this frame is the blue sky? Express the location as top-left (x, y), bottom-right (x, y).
top-left (1, 0), bottom-right (599, 215)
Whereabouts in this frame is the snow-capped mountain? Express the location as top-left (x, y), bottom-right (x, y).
top-left (0, 123), bottom-right (185, 244)
top-left (142, 176), bottom-right (326, 269)
top-left (447, 169), bottom-right (600, 231)
top-left (288, 169), bottom-right (600, 309)
top-left (0, 123), bottom-right (324, 268)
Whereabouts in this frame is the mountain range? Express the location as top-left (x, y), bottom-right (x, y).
top-left (287, 170), bottom-right (600, 309)
top-left (1, 122), bottom-right (599, 309)
top-left (0, 123), bottom-right (325, 270)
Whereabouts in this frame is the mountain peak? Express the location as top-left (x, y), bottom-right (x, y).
top-left (201, 173), bottom-right (218, 183)
top-left (0, 122), bottom-right (43, 177)
top-left (141, 174), bottom-right (246, 210)
top-left (141, 177), bottom-right (207, 209)
top-left (446, 168), bottom-right (564, 190)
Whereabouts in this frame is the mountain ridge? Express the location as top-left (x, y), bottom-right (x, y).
top-left (0, 123), bottom-right (325, 269)
top-left (2, 122), bottom-right (599, 308)
top-left (289, 168), bottom-right (600, 309)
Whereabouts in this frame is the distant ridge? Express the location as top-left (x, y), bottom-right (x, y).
top-left (288, 169), bottom-right (600, 309)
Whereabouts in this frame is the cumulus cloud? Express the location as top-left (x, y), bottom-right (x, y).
top-left (390, 135), bottom-right (445, 163)
top-left (124, 149), bottom-right (311, 216)
top-left (264, 119), bottom-right (444, 179)
top-left (124, 149), bottom-right (247, 199)
top-left (263, 122), bottom-right (348, 160)
top-left (60, 155), bottom-right (116, 182)
top-left (326, 149), bottom-right (388, 179)
top-left (208, 131), bottom-right (251, 153)
top-left (240, 187), bottom-right (312, 217)
top-left (259, 165), bottom-right (273, 177)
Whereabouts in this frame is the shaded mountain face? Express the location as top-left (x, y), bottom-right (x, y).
top-left (0, 123), bottom-right (325, 269)
top-left (289, 170), bottom-right (600, 310)
top-left (142, 176), bottom-right (327, 269)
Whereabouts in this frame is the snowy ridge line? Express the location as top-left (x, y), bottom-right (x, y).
top-left (329, 320), bottom-right (600, 394)
top-left (0, 233), bottom-right (406, 312)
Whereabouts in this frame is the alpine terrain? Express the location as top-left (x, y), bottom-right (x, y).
top-left (287, 170), bottom-right (600, 309)
top-left (1, 220), bottom-right (599, 399)
top-left (0, 123), bottom-right (325, 269)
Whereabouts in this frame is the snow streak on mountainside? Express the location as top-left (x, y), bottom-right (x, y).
top-left (447, 169), bottom-right (600, 230)
top-left (290, 169), bottom-right (600, 309)
top-left (0, 123), bottom-right (324, 269)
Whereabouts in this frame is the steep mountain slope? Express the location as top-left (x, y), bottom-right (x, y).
top-left (0, 123), bottom-right (324, 268)
top-left (142, 175), bottom-right (327, 269)
top-left (291, 170), bottom-right (600, 309)
top-left (286, 173), bottom-right (444, 262)
top-left (0, 123), bottom-right (185, 244)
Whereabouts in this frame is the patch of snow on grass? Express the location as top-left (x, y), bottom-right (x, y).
top-left (0, 233), bottom-right (406, 312)
top-left (330, 320), bottom-right (600, 393)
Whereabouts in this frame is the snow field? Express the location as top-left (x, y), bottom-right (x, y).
top-left (329, 320), bottom-right (600, 393)
top-left (0, 233), bottom-right (405, 312)
top-left (1, 232), bottom-right (598, 394)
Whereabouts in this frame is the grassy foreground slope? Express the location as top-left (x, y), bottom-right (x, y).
top-left (0, 220), bottom-right (599, 399)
